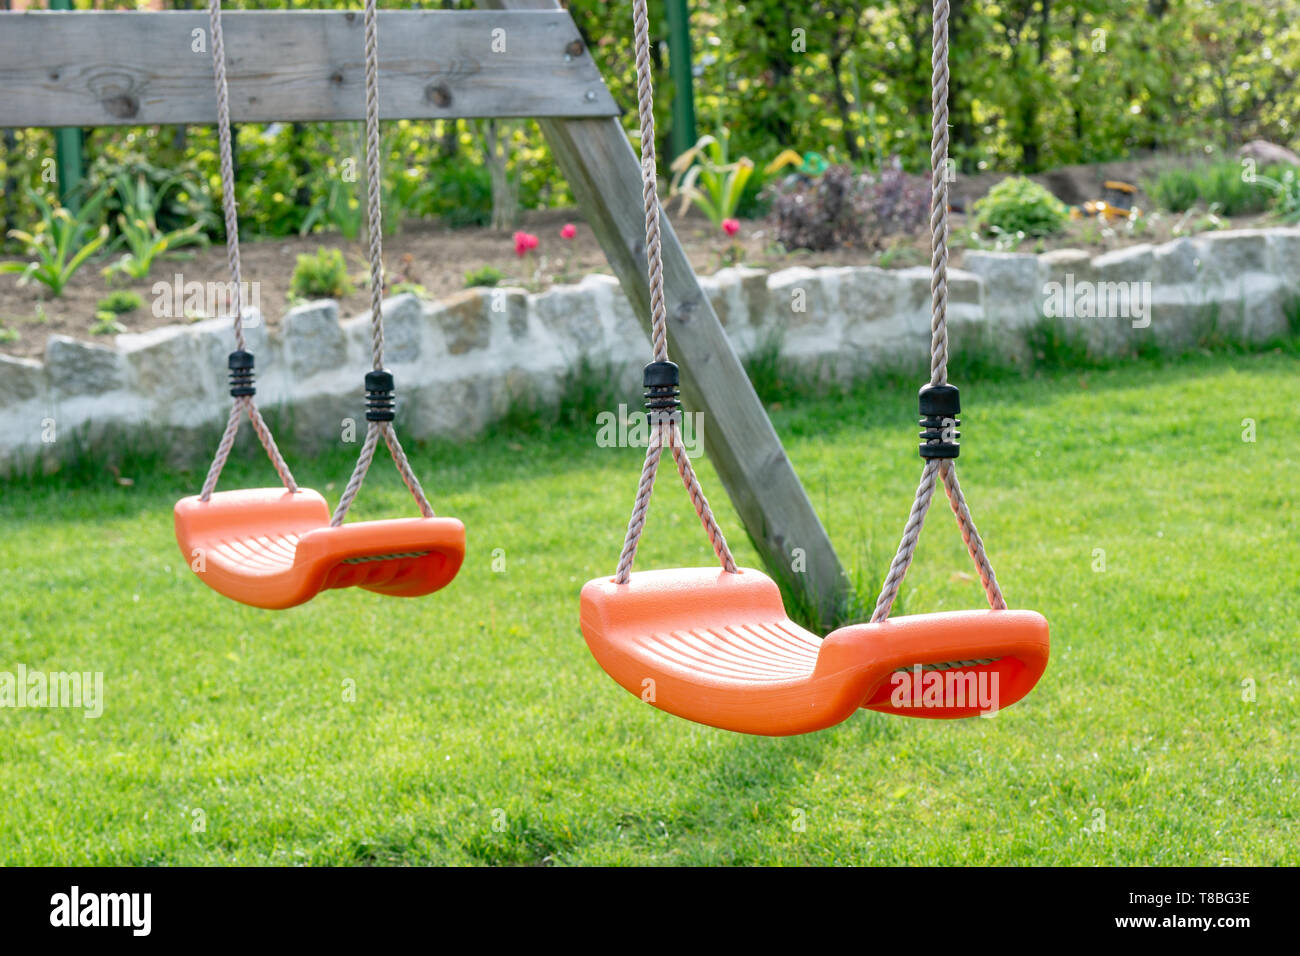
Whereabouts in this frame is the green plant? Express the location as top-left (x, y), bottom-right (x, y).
top-left (464, 265), bottom-right (503, 288)
top-left (1171, 203), bottom-right (1230, 237)
top-left (1, 188), bottom-right (111, 296)
top-left (876, 241), bottom-right (926, 270)
top-left (299, 177), bottom-right (363, 241)
top-left (103, 172), bottom-right (208, 281)
top-left (97, 290), bottom-right (144, 315)
top-left (90, 310), bottom-right (125, 336)
top-left (289, 247), bottom-right (353, 300)
top-left (952, 224), bottom-right (1028, 254)
top-left (1258, 167), bottom-right (1300, 223)
top-left (424, 161), bottom-right (495, 229)
top-left (971, 177), bottom-right (1069, 237)
top-left (1278, 298), bottom-right (1300, 354)
top-left (1025, 313), bottom-right (1097, 369)
top-left (78, 151), bottom-right (218, 242)
top-left (743, 328), bottom-right (796, 405)
top-left (668, 130), bottom-right (756, 229)
top-left (391, 281), bottom-right (430, 299)
top-left (1145, 161), bottom-right (1297, 216)
top-left (1144, 166), bottom-right (1204, 213)
top-left (0, 325), bottom-right (19, 344)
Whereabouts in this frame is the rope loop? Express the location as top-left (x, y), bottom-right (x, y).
top-left (612, 0), bottom-right (737, 581)
top-left (198, 0), bottom-right (296, 500)
top-left (331, 0), bottom-right (434, 526)
top-left (869, 0), bottom-right (1005, 621)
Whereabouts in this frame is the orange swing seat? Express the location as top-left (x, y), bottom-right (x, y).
top-left (581, 567), bottom-right (1048, 736)
top-left (175, 487), bottom-right (465, 610)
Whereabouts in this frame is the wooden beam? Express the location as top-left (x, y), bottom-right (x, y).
top-left (0, 10), bottom-right (619, 128)
top-left (479, 1), bottom-right (851, 626)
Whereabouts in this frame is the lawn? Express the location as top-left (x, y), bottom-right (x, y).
top-left (1, 348), bottom-right (1296, 865)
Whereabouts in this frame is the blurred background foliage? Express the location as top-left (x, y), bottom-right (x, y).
top-left (2, 0), bottom-right (1298, 247)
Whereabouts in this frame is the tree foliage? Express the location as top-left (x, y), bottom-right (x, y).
top-left (2, 0), bottom-right (1297, 245)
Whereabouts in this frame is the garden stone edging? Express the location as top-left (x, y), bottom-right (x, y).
top-left (2, 227), bottom-right (1297, 472)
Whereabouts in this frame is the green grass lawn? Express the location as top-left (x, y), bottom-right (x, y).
top-left (1, 349), bottom-right (1297, 865)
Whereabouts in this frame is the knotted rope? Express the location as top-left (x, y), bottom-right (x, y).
top-left (869, 0), bottom-right (1006, 622)
top-left (329, 0), bottom-right (434, 526)
top-left (199, 0), bottom-right (297, 500)
top-left (612, 0), bottom-right (737, 583)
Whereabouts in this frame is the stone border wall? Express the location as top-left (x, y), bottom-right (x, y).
top-left (2, 228), bottom-right (1296, 470)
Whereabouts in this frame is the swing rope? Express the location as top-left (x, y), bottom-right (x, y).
top-left (199, 0), bottom-right (297, 501)
top-left (612, 0), bottom-right (736, 584)
top-left (869, 0), bottom-right (1005, 623)
top-left (329, 0), bottom-right (434, 526)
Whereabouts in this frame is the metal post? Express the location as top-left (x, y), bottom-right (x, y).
top-left (664, 0), bottom-right (697, 159)
top-left (49, 0), bottom-right (86, 211)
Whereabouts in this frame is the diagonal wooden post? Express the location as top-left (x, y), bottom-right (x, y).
top-left (480, 0), bottom-right (850, 627)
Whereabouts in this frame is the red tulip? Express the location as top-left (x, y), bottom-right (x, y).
top-left (513, 231), bottom-right (539, 257)
top-left (560, 223), bottom-right (577, 240)
top-left (722, 218), bottom-right (741, 237)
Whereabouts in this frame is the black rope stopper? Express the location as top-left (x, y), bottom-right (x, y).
top-left (365, 369), bottom-right (396, 422)
top-left (919, 383), bottom-right (960, 459)
top-left (228, 350), bottom-right (255, 397)
top-left (643, 361), bottom-right (681, 423)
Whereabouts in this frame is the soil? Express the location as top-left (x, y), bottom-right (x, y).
top-left (0, 152), bottom-right (1278, 360)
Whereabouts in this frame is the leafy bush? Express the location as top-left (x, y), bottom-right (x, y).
top-left (767, 165), bottom-right (861, 251)
top-left (464, 265), bottom-right (503, 288)
top-left (1, 188), bottom-right (111, 296)
top-left (424, 162), bottom-right (494, 229)
top-left (289, 247), bottom-right (353, 300)
top-left (78, 152), bottom-right (217, 242)
top-left (97, 290), bottom-right (143, 315)
top-left (1145, 161), bottom-right (1297, 216)
top-left (859, 158), bottom-right (930, 240)
top-left (971, 177), bottom-right (1069, 237)
top-left (766, 159), bottom-right (927, 251)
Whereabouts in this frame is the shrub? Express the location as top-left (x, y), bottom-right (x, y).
top-left (972, 177), bottom-right (1068, 236)
top-left (425, 162), bottom-right (494, 229)
top-left (78, 152), bottom-right (218, 242)
top-left (859, 159), bottom-right (930, 240)
top-left (1145, 161), bottom-right (1297, 216)
top-left (766, 159), bottom-right (927, 252)
top-left (289, 247), bottom-right (353, 300)
top-left (767, 165), bottom-right (861, 251)
top-left (97, 290), bottom-right (144, 315)
top-left (464, 265), bottom-right (503, 288)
